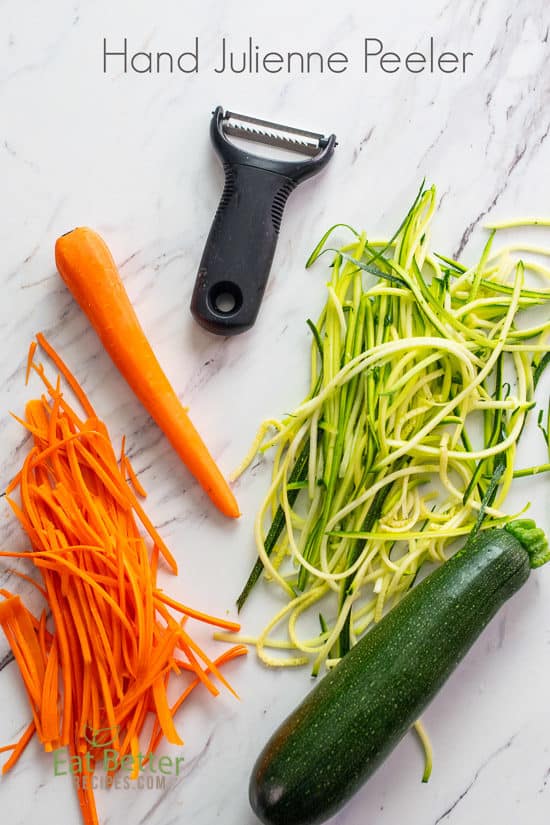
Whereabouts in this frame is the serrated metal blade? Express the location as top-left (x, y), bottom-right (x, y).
top-left (223, 110), bottom-right (326, 157)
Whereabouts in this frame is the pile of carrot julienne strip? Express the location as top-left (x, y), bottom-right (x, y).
top-left (0, 333), bottom-right (246, 825)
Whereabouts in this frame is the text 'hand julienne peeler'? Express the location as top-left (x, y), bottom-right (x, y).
top-left (191, 106), bottom-right (337, 335)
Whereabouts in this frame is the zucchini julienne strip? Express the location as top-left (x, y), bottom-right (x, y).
top-left (228, 185), bottom-right (550, 675)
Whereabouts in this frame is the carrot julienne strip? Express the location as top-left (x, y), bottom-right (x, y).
top-left (154, 589), bottom-right (241, 632)
top-left (120, 437), bottom-right (147, 499)
top-left (35, 333), bottom-right (96, 417)
top-left (0, 335), bottom-right (244, 825)
top-left (25, 341), bottom-right (38, 386)
top-left (1, 721), bottom-right (36, 775)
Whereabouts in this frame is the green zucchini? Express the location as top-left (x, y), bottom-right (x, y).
top-left (249, 521), bottom-right (549, 825)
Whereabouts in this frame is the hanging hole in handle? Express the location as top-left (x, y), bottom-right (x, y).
top-left (208, 281), bottom-right (243, 316)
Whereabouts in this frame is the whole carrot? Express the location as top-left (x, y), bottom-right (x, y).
top-left (55, 227), bottom-right (239, 518)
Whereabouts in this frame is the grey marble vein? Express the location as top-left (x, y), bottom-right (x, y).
top-left (539, 767), bottom-right (550, 794)
top-left (0, 650), bottom-right (15, 672)
top-left (433, 735), bottom-right (517, 824)
top-left (135, 731), bottom-right (215, 825)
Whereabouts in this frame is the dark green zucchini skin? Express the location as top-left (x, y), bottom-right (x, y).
top-left (250, 528), bottom-right (530, 825)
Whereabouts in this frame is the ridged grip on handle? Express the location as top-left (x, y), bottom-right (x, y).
top-left (191, 163), bottom-right (296, 335)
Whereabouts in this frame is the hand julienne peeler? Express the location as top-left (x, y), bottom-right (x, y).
top-left (191, 106), bottom-right (337, 335)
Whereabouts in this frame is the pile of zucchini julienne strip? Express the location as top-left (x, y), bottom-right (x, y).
top-left (219, 183), bottom-right (550, 675)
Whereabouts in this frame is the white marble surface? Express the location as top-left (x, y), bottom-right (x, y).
top-left (1, 0), bottom-right (550, 823)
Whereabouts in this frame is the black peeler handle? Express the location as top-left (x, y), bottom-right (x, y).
top-left (191, 107), bottom-right (336, 336)
top-left (192, 163), bottom-right (295, 335)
